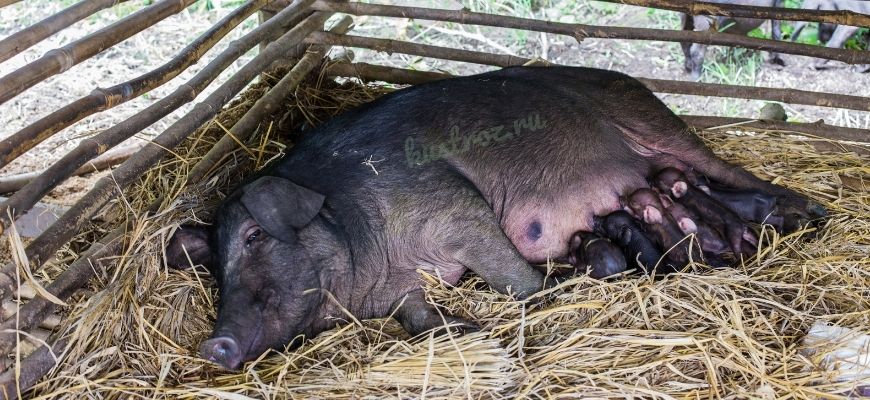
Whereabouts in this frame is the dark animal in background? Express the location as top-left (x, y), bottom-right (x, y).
top-left (680, 0), bottom-right (786, 79)
top-left (166, 66), bottom-right (826, 370)
top-left (791, 0), bottom-right (870, 72)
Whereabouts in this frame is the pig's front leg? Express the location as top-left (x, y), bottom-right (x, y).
top-left (422, 179), bottom-right (551, 298)
top-left (391, 289), bottom-right (478, 336)
top-left (451, 205), bottom-right (549, 299)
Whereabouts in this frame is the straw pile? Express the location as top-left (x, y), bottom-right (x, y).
top-left (12, 63), bottom-right (869, 399)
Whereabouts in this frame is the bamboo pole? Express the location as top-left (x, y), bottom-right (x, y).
top-left (0, 0), bottom-right (131, 64)
top-left (308, 33), bottom-right (870, 112)
top-left (0, 337), bottom-right (68, 400)
top-left (0, 0), bottom-right (271, 170)
top-left (597, 0), bottom-right (870, 28)
top-left (0, 145), bottom-right (141, 194)
top-left (0, 9), bottom-right (331, 308)
top-left (0, 0), bottom-right (198, 106)
top-left (186, 19), bottom-right (354, 184)
top-left (0, 0), bottom-right (21, 8)
top-left (0, 17), bottom-right (352, 396)
top-left (310, 1), bottom-right (870, 65)
top-left (322, 61), bottom-right (870, 144)
top-left (682, 115), bottom-right (870, 143)
top-left (639, 78), bottom-right (870, 112)
top-left (0, 0), bottom-right (316, 240)
top-left (0, 17), bottom-right (353, 365)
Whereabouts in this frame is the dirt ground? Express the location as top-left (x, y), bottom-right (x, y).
top-left (0, 0), bottom-right (868, 207)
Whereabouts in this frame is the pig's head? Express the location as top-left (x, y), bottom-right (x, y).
top-left (166, 176), bottom-right (334, 370)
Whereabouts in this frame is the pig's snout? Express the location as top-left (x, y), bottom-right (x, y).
top-left (200, 335), bottom-right (243, 370)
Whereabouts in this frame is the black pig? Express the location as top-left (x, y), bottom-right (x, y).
top-left (167, 66), bottom-right (825, 370)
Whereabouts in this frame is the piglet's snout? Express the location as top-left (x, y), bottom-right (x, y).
top-left (200, 335), bottom-right (243, 370)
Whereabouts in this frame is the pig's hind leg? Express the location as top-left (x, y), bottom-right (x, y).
top-left (600, 78), bottom-right (827, 233)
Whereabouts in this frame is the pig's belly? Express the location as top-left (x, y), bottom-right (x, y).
top-left (501, 177), bottom-right (648, 264)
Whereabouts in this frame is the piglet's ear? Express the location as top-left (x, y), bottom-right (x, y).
top-left (166, 225), bottom-right (214, 270)
top-left (241, 176), bottom-right (325, 243)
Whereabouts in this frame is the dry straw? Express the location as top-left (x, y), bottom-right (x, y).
top-left (13, 63), bottom-right (870, 399)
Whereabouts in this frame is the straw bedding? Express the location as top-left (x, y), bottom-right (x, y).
top-left (12, 64), bottom-right (869, 399)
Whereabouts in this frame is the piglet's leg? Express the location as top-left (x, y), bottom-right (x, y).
top-left (567, 232), bottom-right (627, 279)
top-left (392, 290), bottom-right (479, 337)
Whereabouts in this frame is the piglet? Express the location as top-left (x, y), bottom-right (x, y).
top-left (654, 168), bottom-right (758, 257)
top-left (567, 232), bottom-right (627, 279)
top-left (705, 183), bottom-right (784, 229)
top-left (598, 211), bottom-right (668, 274)
top-left (660, 195), bottom-right (734, 268)
top-left (625, 188), bottom-right (697, 268)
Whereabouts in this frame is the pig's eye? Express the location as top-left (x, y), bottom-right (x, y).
top-left (245, 228), bottom-right (261, 247)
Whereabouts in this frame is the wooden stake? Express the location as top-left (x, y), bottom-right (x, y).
top-left (311, 1), bottom-right (870, 65)
top-left (309, 33), bottom-right (870, 112)
top-left (0, 0), bottom-right (131, 64)
top-left (0, 0), bottom-right (272, 169)
top-left (596, 0), bottom-right (870, 28)
top-left (0, 0), bottom-right (198, 106)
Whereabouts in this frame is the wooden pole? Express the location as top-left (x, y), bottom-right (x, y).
top-left (0, 0), bottom-right (272, 170)
top-left (681, 115), bottom-right (870, 144)
top-left (322, 61), bottom-right (870, 144)
top-left (0, 337), bottom-right (68, 400)
top-left (0, 17), bottom-right (352, 396)
top-left (0, 145), bottom-right (141, 194)
top-left (308, 33), bottom-right (870, 112)
top-left (0, 9), bottom-right (331, 309)
top-left (0, 0), bottom-right (131, 64)
top-left (0, 0), bottom-right (21, 8)
top-left (310, 1), bottom-right (870, 65)
top-left (0, 0), bottom-right (315, 240)
top-left (0, 0), bottom-right (198, 106)
top-left (187, 18), bottom-right (354, 184)
top-left (596, 0), bottom-right (870, 28)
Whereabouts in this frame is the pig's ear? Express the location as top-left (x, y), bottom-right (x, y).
top-left (166, 225), bottom-right (214, 270)
top-left (241, 176), bottom-right (325, 243)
